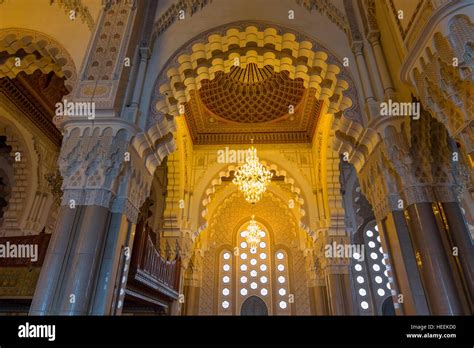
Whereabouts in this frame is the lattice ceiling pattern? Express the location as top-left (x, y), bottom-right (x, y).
top-left (156, 26), bottom-right (352, 118)
top-left (154, 26), bottom-right (353, 144)
top-left (199, 64), bottom-right (305, 123)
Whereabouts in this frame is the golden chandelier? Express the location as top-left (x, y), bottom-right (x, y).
top-left (232, 146), bottom-right (273, 204)
top-left (245, 215), bottom-right (262, 252)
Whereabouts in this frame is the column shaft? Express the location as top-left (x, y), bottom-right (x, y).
top-left (441, 202), bottom-right (474, 306)
top-left (58, 205), bottom-right (111, 315)
top-left (326, 271), bottom-right (351, 315)
top-left (91, 213), bottom-right (134, 315)
top-left (369, 37), bottom-right (394, 97)
top-left (30, 206), bottom-right (81, 315)
top-left (380, 211), bottom-right (429, 314)
top-left (407, 203), bottom-right (465, 314)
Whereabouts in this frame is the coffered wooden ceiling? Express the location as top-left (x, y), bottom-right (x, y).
top-left (184, 63), bottom-right (323, 145)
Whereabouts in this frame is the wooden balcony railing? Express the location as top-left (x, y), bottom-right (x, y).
top-left (129, 220), bottom-right (180, 298)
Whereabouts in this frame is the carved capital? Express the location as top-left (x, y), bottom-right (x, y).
top-left (58, 124), bottom-right (152, 222)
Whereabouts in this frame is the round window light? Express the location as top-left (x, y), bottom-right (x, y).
top-left (375, 225), bottom-right (379, 232)
top-left (276, 252), bottom-right (284, 260)
top-left (353, 252), bottom-right (361, 260)
top-left (260, 264), bottom-right (267, 272)
top-left (223, 276), bottom-right (230, 283)
top-left (373, 264), bottom-right (380, 272)
top-left (222, 288), bottom-right (229, 296)
top-left (223, 264), bottom-right (230, 272)
top-left (240, 264), bottom-right (247, 271)
top-left (358, 288), bottom-right (366, 296)
top-left (370, 252), bottom-right (378, 260)
top-left (279, 288), bottom-right (286, 296)
top-left (240, 253), bottom-right (248, 260)
top-left (356, 276), bottom-right (364, 284)
top-left (250, 282), bottom-right (258, 290)
top-left (366, 230), bottom-right (373, 237)
top-left (259, 241), bottom-right (266, 248)
top-left (259, 253), bottom-right (267, 260)
top-left (379, 247), bottom-right (383, 254)
top-left (240, 288), bottom-right (247, 296)
top-left (384, 270), bottom-right (389, 277)
top-left (377, 288), bottom-right (385, 297)
top-left (381, 258), bottom-right (386, 265)
top-left (260, 288), bottom-right (268, 296)
top-left (250, 258), bottom-right (257, 265)
top-left (240, 231), bottom-right (248, 238)
top-left (375, 276), bottom-right (383, 284)
top-left (222, 301), bottom-right (230, 309)
top-left (250, 270), bottom-right (257, 277)
top-left (259, 231), bottom-right (266, 238)
top-left (278, 276), bottom-right (286, 284)
top-left (354, 264), bottom-right (362, 271)
top-left (240, 276), bottom-right (248, 284)
top-left (386, 282), bottom-right (391, 290)
top-left (223, 252), bottom-right (231, 260)
top-left (260, 276), bottom-right (268, 284)
top-left (360, 301), bottom-right (369, 309)
top-left (279, 301), bottom-right (287, 309)
top-left (368, 241), bottom-right (376, 248)
top-left (240, 241), bottom-right (247, 249)
top-left (250, 247), bottom-right (257, 254)
top-left (277, 264), bottom-right (285, 271)
top-left (377, 236), bottom-right (381, 242)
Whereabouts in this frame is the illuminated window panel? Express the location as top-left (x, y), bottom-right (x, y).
top-left (218, 249), bottom-right (233, 315)
top-left (275, 249), bottom-right (290, 315)
top-left (236, 220), bottom-right (272, 315)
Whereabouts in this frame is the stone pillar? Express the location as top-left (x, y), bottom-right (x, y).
top-left (352, 42), bottom-right (376, 103)
top-left (311, 284), bottom-right (330, 315)
top-left (367, 32), bottom-right (395, 98)
top-left (58, 205), bottom-right (111, 315)
top-left (441, 202), bottom-right (474, 304)
top-left (326, 265), bottom-right (354, 315)
top-left (406, 202), bottom-right (465, 314)
top-left (379, 210), bottom-right (429, 314)
top-left (183, 283), bottom-right (200, 315)
top-left (91, 213), bottom-right (135, 315)
top-left (30, 124), bottom-right (152, 315)
top-left (29, 205), bottom-right (81, 315)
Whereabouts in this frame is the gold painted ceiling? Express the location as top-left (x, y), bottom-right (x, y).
top-left (184, 63), bottom-right (322, 145)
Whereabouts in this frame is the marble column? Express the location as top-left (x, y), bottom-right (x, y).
top-left (367, 33), bottom-right (395, 98)
top-left (91, 212), bottom-right (135, 315)
top-left (379, 211), bottom-right (429, 314)
top-left (58, 206), bottom-right (111, 315)
top-left (311, 285), bottom-right (330, 315)
top-left (30, 205), bottom-right (82, 315)
top-left (352, 42), bottom-right (376, 103)
top-left (441, 202), bottom-right (474, 305)
top-left (326, 267), bottom-right (354, 315)
top-left (183, 284), bottom-right (200, 315)
top-left (407, 203), bottom-right (465, 314)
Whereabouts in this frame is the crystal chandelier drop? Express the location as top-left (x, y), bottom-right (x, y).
top-left (245, 215), bottom-right (262, 252)
top-left (232, 146), bottom-right (273, 204)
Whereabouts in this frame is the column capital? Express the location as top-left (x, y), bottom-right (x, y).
top-left (351, 41), bottom-right (364, 55)
top-left (58, 123), bottom-right (152, 223)
top-left (367, 31), bottom-right (381, 45)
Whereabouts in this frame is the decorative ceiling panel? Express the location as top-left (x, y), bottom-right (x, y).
top-left (184, 64), bottom-right (322, 145)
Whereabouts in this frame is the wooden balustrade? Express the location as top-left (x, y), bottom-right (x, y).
top-left (128, 219), bottom-right (181, 296)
